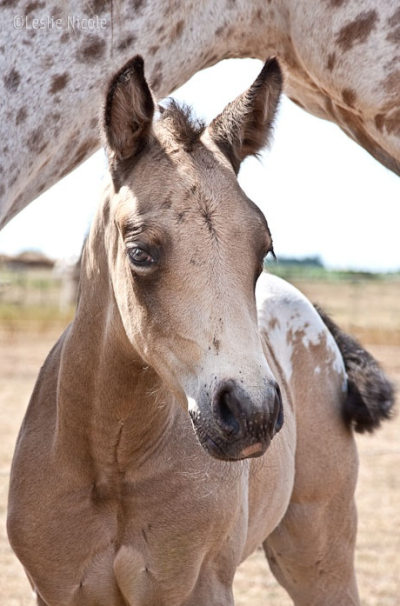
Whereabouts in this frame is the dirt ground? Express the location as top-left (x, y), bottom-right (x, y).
top-left (0, 329), bottom-right (399, 605)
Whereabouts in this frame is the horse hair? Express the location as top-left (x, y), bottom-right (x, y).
top-left (314, 305), bottom-right (396, 433)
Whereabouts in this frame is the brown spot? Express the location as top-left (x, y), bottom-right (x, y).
top-left (387, 27), bottom-right (400, 44)
top-left (150, 60), bottom-right (163, 91)
top-left (172, 19), bottom-right (184, 40)
top-left (49, 73), bottom-right (70, 95)
top-left (131, 0), bottom-right (145, 11)
top-left (88, 0), bottom-right (110, 13)
top-left (337, 105), bottom-right (400, 174)
top-left (24, 1), bottom-right (45, 15)
top-left (336, 10), bottom-right (378, 52)
top-left (327, 52), bottom-right (336, 71)
top-left (388, 7), bottom-right (400, 28)
top-left (268, 317), bottom-right (279, 330)
top-left (117, 34), bottom-right (137, 52)
top-left (150, 73), bottom-right (162, 91)
top-left (0, 184), bottom-right (4, 198)
top-left (206, 54), bottom-right (219, 65)
top-left (51, 6), bottom-right (62, 19)
top-left (215, 25), bottom-right (224, 36)
top-left (374, 113), bottom-right (385, 132)
top-left (15, 107), bottom-right (27, 125)
top-left (383, 69), bottom-right (400, 94)
top-left (213, 337), bottom-right (221, 353)
top-left (341, 88), bottom-right (357, 108)
top-left (90, 117), bottom-right (98, 129)
top-left (61, 32), bottom-right (69, 44)
top-left (76, 36), bottom-right (106, 64)
top-left (74, 139), bottom-right (98, 166)
top-left (379, 110), bottom-right (400, 137)
top-left (328, 0), bottom-right (347, 7)
top-left (149, 45), bottom-right (159, 55)
top-left (0, 0), bottom-right (18, 7)
top-left (4, 68), bottom-right (20, 92)
top-left (27, 128), bottom-right (47, 154)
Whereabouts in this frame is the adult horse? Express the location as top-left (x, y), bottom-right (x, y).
top-left (7, 56), bottom-right (393, 606)
top-left (1, 0), bottom-right (399, 227)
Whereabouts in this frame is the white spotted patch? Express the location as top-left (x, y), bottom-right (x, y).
top-left (256, 273), bottom-right (346, 387)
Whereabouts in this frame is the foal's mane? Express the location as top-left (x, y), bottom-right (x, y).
top-left (158, 100), bottom-right (206, 150)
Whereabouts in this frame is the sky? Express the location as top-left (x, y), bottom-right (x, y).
top-left (1, 58), bottom-right (399, 271)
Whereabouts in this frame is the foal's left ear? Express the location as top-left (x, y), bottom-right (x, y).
top-left (208, 58), bottom-right (283, 173)
top-left (103, 55), bottom-right (155, 161)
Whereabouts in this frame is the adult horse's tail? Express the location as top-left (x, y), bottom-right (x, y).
top-left (316, 307), bottom-right (395, 433)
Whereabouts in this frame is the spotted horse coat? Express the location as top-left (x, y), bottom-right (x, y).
top-left (1, 0), bottom-right (400, 227)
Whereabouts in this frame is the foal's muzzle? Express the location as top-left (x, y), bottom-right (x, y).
top-left (200, 379), bottom-right (284, 461)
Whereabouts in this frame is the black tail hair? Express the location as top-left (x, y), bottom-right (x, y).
top-left (315, 306), bottom-right (395, 433)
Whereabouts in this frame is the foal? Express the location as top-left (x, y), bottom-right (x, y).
top-left (8, 57), bottom-right (391, 606)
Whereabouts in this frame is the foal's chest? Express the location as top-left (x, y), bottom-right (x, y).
top-left (72, 462), bottom-right (249, 606)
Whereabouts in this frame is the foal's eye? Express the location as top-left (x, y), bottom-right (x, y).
top-left (128, 247), bottom-right (154, 266)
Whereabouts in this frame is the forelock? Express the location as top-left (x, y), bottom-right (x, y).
top-left (158, 99), bottom-right (205, 150)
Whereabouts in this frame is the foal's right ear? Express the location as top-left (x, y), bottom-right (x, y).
top-left (103, 56), bottom-right (155, 161)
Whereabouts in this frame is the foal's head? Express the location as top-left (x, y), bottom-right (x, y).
top-left (98, 56), bottom-right (283, 461)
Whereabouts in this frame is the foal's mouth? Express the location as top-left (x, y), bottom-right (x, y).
top-left (204, 433), bottom-right (269, 461)
top-left (189, 414), bottom-right (272, 462)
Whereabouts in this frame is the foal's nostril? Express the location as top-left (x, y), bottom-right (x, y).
top-left (273, 383), bottom-right (284, 435)
top-left (219, 389), bottom-right (240, 435)
top-left (213, 381), bottom-right (241, 437)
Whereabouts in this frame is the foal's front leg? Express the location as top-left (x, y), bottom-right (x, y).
top-left (184, 567), bottom-right (235, 606)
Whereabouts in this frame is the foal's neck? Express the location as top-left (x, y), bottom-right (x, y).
top-left (56, 281), bottom-right (177, 479)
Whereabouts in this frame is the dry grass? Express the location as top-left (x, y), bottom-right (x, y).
top-left (290, 277), bottom-right (400, 346)
top-left (0, 277), bottom-right (399, 605)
